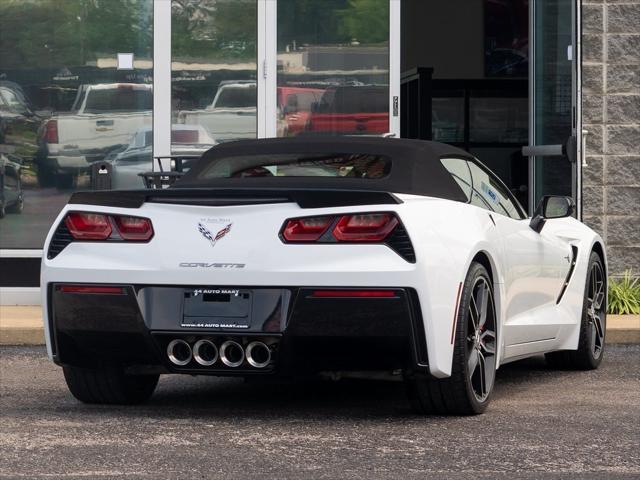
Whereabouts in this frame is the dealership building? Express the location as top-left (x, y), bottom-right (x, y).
top-left (0, 0), bottom-right (638, 305)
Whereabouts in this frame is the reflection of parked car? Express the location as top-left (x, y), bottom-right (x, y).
top-left (0, 153), bottom-right (24, 218)
top-left (278, 86), bottom-right (324, 136)
top-left (305, 86), bottom-right (388, 135)
top-left (109, 125), bottom-right (215, 190)
top-left (35, 83), bottom-right (152, 189)
top-left (0, 82), bottom-right (41, 162)
top-left (178, 81), bottom-right (255, 142)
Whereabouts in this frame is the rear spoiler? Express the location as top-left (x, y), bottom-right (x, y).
top-left (68, 188), bottom-right (403, 209)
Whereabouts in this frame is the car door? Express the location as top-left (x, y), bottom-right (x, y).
top-left (441, 157), bottom-right (573, 348)
top-left (464, 161), bottom-right (573, 348)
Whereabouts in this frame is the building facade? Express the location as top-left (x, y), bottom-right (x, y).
top-left (582, 0), bottom-right (640, 276)
top-left (0, 0), bottom-right (638, 305)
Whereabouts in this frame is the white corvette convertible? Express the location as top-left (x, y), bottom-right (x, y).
top-left (41, 137), bottom-right (607, 414)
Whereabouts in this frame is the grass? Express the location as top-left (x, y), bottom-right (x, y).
top-left (608, 270), bottom-right (640, 315)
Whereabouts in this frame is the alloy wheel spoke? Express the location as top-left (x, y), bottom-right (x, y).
top-left (468, 347), bottom-right (479, 376)
top-left (477, 352), bottom-right (487, 397)
top-left (593, 313), bottom-right (604, 341)
top-left (478, 282), bottom-right (489, 329)
top-left (469, 295), bottom-right (480, 331)
top-left (590, 320), bottom-right (598, 353)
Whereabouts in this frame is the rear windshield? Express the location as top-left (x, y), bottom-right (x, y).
top-left (197, 153), bottom-right (391, 179)
top-left (84, 88), bottom-right (153, 113)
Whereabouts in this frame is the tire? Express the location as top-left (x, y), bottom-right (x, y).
top-left (405, 261), bottom-right (498, 415)
top-left (545, 251), bottom-right (606, 370)
top-left (62, 365), bottom-right (159, 405)
top-left (37, 166), bottom-right (56, 188)
top-left (56, 173), bottom-right (76, 190)
top-left (6, 194), bottom-right (23, 214)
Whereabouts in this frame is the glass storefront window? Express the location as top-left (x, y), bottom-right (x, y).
top-left (432, 97), bottom-right (464, 143)
top-left (469, 97), bottom-right (528, 143)
top-left (171, 0), bottom-right (257, 151)
top-left (0, 0), bottom-right (153, 249)
top-left (277, 0), bottom-right (389, 137)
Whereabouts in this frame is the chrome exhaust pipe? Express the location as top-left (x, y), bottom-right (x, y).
top-left (167, 339), bottom-right (192, 366)
top-left (246, 341), bottom-right (271, 369)
top-left (220, 340), bottom-right (245, 368)
top-left (193, 339), bottom-right (218, 366)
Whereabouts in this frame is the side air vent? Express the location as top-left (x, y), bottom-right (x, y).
top-left (556, 245), bottom-right (578, 304)
top-left (386, 223), bottom-right (416, 263)
top-left (47, 221), bottom-right (73, 259)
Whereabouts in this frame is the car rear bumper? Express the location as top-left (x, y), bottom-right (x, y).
top-left (47, 283), bottom-right (429, 376)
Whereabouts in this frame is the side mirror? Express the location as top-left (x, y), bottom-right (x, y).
top-left (530, 195), bottom-right (575, 232)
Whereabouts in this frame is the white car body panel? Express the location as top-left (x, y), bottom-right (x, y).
top-left (41, 190), bottom-right (605, 378)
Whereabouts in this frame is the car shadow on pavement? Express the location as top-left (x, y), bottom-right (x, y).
top-left (97, 354), bottom-right (584, 420)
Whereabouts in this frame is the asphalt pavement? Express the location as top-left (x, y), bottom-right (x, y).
top-left (1, 345), bottom-right (639, 479)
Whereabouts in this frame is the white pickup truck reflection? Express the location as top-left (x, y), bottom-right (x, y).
top-left (36, 83), bottom-right (152, 189)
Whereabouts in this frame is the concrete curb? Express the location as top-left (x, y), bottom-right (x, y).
top-left (0, 307), bottom-right (639, 346)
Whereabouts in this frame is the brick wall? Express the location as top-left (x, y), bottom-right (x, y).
top-left (582, 0), bottom-right (640, 276)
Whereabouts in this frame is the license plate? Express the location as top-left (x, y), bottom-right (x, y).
top-left (181, 288), bottom-right (252, 329)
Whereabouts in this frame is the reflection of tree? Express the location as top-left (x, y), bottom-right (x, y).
top-left (0, 0), bottom-right (153, 69)
top-left (0, 0), bottom-right (389, 69)
top-left (172, 0), bottom-right (256, 62)
top-left (278, 0), bottom-right (388, 49)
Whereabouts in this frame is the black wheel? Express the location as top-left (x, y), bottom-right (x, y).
top-left (37, 165), bottom-right (56, 188)
top-left (56, 173), bottom-right (76, 190)
top-left (405, 261), bottom-right (497, 415)
top-left (62, 365), bottom-right (159, 404)
top-left (6, 194), bottom-right (23, 214)
top-left (545, 251), bottom-right (606, 370)
top-left (55, 173), bottom-right (76, 190)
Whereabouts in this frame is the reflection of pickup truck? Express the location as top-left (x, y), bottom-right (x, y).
top-left (305, 86), bottom-right (388, 135)
top-left (177, 81), bottom-right (255, 143)
top-left (36, 83), bottom-right (152, 189)
top-left (278, 86), bottom-right (324, 136)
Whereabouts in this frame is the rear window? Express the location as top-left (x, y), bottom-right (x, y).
top-left (197, 153), bottom-right (391, 179)
top-left (84, 87), bottom-right (153, 113)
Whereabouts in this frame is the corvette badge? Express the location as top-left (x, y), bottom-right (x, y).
top-left (198, 222), bottom-right (232, 248)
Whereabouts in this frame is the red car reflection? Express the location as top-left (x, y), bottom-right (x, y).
top-left (278, 86), bottom-right (324, 136)
top-left (305, 86), bottom-right (389, 135)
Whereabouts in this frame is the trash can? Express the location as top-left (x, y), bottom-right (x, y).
top-left (90, 162), bottom-right (112, 190)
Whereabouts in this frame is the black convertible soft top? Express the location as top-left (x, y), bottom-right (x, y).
top-left (69, 137), bottom-right (473, 209)
top-left (177, 137), bottom-right (470, 202)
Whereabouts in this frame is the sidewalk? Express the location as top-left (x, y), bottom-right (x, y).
top-left (0, 306), bottom-right (638, 345)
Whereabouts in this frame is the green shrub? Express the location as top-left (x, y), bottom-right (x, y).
top-left (608, 270), bottom-right (640, 315)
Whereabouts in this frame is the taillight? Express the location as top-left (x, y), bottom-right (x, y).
top-left (282, 216), bottom-right (333, 242)
top-left (44, 119), bottom-right (58, 144)
top-left (113, 215), bottom-right (154, 241)
top-left (63, 212), bottom-right (153, 242)
top-left (281, 212), bottom-right (399, 244)
top-left (332, 213), bottom-right (398, 242)
top-left (65, 212), bottom-right (112, 240)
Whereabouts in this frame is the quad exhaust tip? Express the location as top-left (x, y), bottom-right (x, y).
top-left (193, 339), bottom-right (219, 366)
top-left (220, 340), bottom-right (245, 368)
top-left (167, 339), bottom-right (192, 366)
top-left (246, 341), bottom-right (271, 369)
